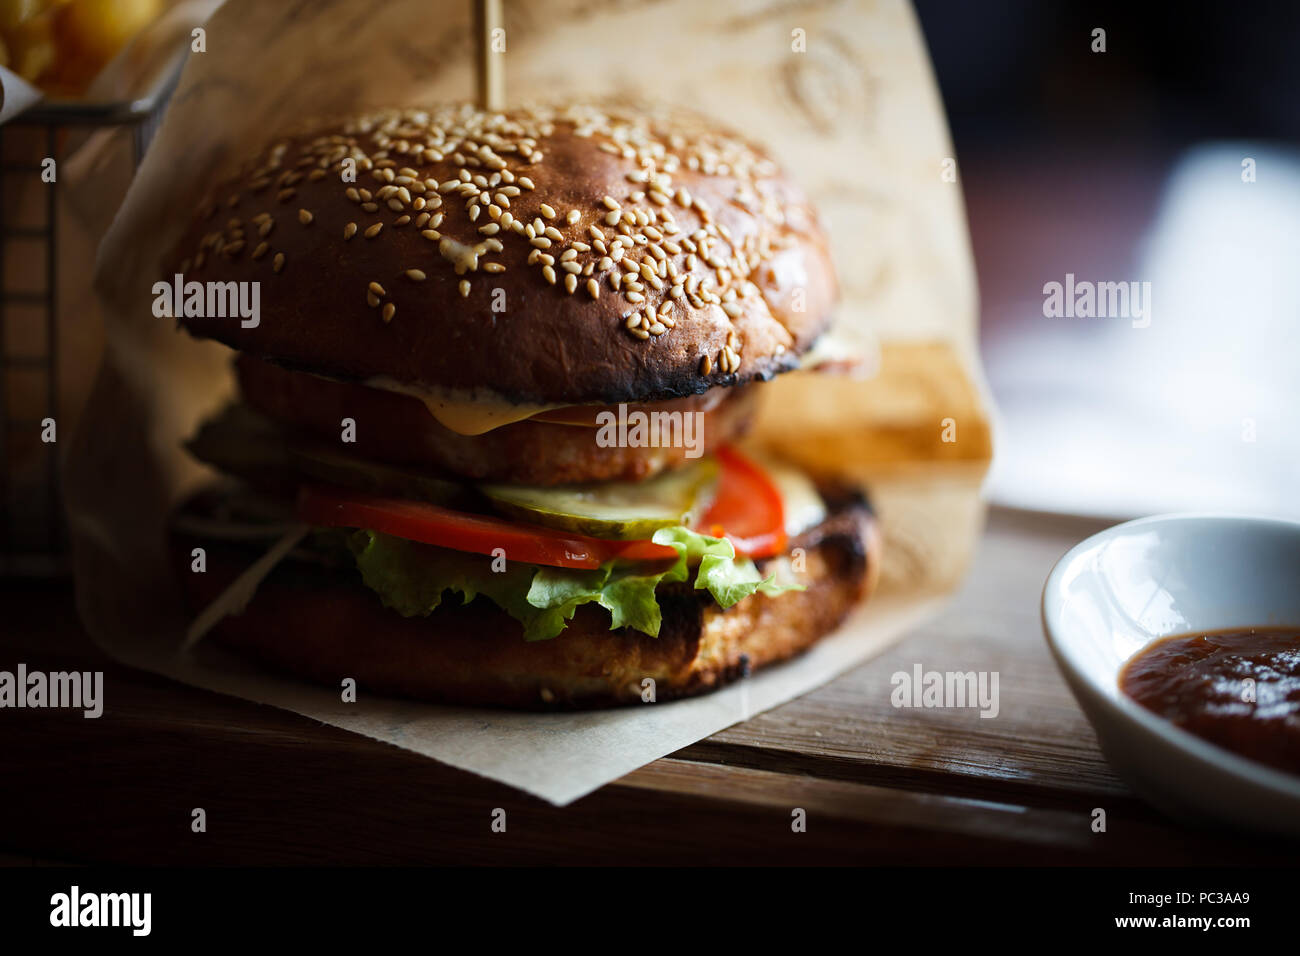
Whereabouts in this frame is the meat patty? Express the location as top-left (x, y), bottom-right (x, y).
top-left (236, 354), bottom-right (759, 485)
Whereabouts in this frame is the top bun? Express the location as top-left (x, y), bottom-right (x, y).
top-left (164, 102), bottom-right (836, 405)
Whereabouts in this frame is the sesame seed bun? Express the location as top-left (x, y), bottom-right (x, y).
top-left (164, 102), bottom-right (837, 405)
top-left (172, 488), bottom-right (877, 710)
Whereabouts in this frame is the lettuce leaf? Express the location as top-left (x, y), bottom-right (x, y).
top-left (347, 526), bottom-right (801, 641)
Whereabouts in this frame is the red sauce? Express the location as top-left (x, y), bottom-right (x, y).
top-left (1119, 629), bottom-right (1300, 775)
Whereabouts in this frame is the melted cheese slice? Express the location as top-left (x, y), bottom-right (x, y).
top-left (357, 330), bottom-right (868, 438)
top-left (363, 376), bottom-right (568, 436)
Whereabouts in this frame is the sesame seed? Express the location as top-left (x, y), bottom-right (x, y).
top-left (252, 242), bottom-right (268, 259)
top-left (564, 273), bottom-right (577, 293)
top-left (364, 223), bottom-right (383, 238)
top-left (367, 292), bottom-right (380, 308)
top-left (298, 208), bottom-right (313, 225)
top-left (344, 222), bottom-right (357, 239)
top-left (459, 280), bottom-right (471, 297)
top-left (381, 303), bottom-right (396, 322)
top-left (700, 354), bottom-right (713, 374)
top-left (586, 278), bottom-right (600, 298)
top-left (421, 229), bottom-right (440, 241)
top-left (567, 209), bottom-right (580, 224)
top-left (542, 265), bottom-right (557, 285)
top-left (540, 203), bottom-right (556, 219)
top-left (273, 253), bottom-right (285, 272)
top-left (277, 188), bottom-right (296, 202)
top-left (626, 291), bottom-right (644, 303)
top-left (406, 269), bottom-right (427, 281)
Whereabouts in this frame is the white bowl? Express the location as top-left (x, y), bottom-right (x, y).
top-left (1041, 513), bottom-right (1300, 835)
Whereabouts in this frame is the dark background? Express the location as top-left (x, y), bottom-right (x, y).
top-left (910, 0), bottom-right (1299, 518)
top-left (916, 0), bottom-right (1300, 151)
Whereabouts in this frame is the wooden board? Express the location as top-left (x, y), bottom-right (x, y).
top-left (0, 508), bottom-right (1272, 865)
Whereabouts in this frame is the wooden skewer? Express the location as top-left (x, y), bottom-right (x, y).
top-left (473, 0), bottom-right (505, 111)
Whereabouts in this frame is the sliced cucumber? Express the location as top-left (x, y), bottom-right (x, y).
top-left (481, 458), bottom-right (719, 539)
top-left (189, 403), bottom-right (468, 505)
top-left (186, 403), bottom-right (295, 486)
top-left (287, 444), bottom-right (466, 506)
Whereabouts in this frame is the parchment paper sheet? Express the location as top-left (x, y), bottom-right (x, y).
top-left (64, 0), bottom-right (984, 805)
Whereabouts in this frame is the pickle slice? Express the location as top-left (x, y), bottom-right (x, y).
top-left (481, 458), bottom-right (720, 540)
top-left (287, 445), bottom-right (466, 506)
top-left (189, 403), bottom-right (468, 505)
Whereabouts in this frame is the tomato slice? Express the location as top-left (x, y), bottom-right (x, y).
top-left (297, 484), bottom-right (678, 570)
top-left (693, 446), bottom-right (787, 559)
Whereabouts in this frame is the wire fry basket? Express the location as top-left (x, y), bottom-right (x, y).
top-left (0, 63), bottom-right (180, 576)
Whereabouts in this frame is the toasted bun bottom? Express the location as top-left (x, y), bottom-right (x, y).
top-left (174, 497), bottom-right (879, 710)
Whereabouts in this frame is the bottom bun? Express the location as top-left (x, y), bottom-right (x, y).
top-left (174, 491), bottom-right (880, 710)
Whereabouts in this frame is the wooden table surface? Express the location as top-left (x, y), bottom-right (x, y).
top-left (0, 507), bottom-right (1280, 865)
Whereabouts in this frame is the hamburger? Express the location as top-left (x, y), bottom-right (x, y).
top-left (165, 101), bottom-right (880, 709)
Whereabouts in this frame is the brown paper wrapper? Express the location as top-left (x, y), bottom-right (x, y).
top-left (63, 0), bottom-right (991, 804)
